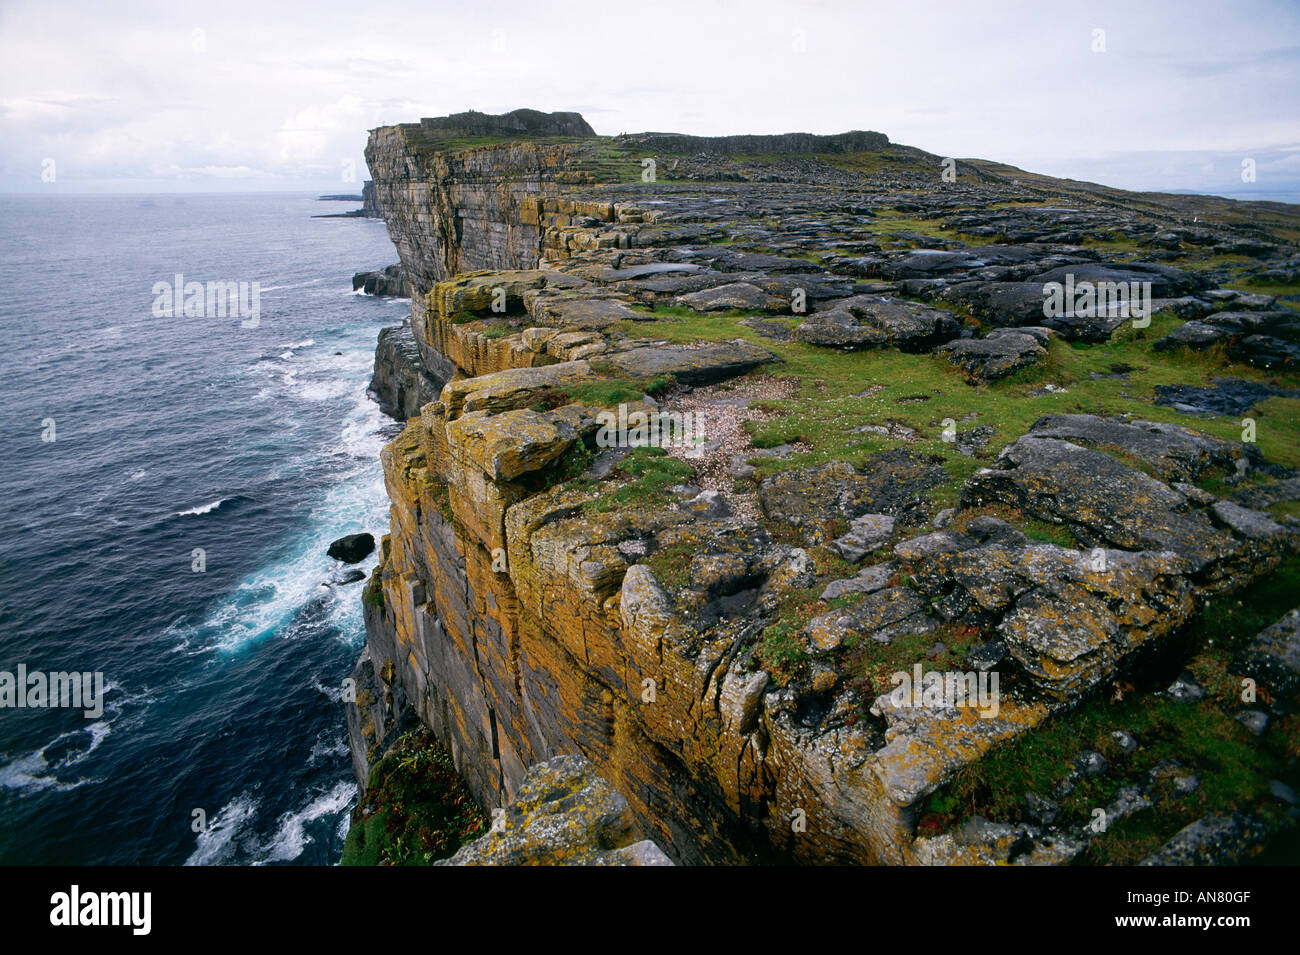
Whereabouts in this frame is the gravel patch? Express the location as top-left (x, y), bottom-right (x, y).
top-left (661, 374), bottom-right (799, 521)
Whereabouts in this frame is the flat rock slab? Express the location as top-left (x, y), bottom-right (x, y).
top-left (603, 339), bottom-right (774, 385)
top-left (794, 295), bottom-right (961, 352)
top-left (583, 262), bottom-right (704, 282)
top-left (1029, 262), bottom-right (1210, 298)
top-left (1024, 413), bottom-right (1254, 483)
top-left (872, 245), bottom-right (1045, 279)
top-left (676, 282), bottom-right (787, 312)
top-left (1154, 377), bottom-right (1300, 416)
top-left (531, 296), bottom-right (649, 329)
top-left (739, 316), bottom-right (798, 341)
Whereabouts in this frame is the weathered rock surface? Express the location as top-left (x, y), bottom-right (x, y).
top-left (1138, 813), bottom-right (1274, 865)
top-left (759, 451), bottom-right (946, 544)
top-left (437, 756), bottom-right (673, 866)
top-left (961, 432), bottom-right (1287, 590)
top-left (1233, 608), bottom-right (1300, 701)
top-left (1154, 376), bottom-right (1300, 416)
top-left (795, 295), bottom-right (960, 351)
top-left (370, 321), bottom-right (445, 420)
top-left (1154, 309), bottom-right (1300, 369)
top-left (936, 327), bottom-right (1051, 382)
top-left (603, 340), bottom-right (775, 384)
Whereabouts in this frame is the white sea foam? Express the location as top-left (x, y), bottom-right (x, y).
top-left (185, 792), bottom-right (260, 865)
top-left (307, 730), bottom-right (349, 765)
top-left (179, 331), bottom-right (392, 655)
top-left (176, 498), bottom-right (226, 516)
top-left (0, 721), bottom-right (111, 794)
top-left (180, 458), bottom-right (386, 654)
top-left (257, 780), bottom-right (356, 863)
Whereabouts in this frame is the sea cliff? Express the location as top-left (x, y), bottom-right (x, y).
top-left (347, 109), bottom-right (1300, 865)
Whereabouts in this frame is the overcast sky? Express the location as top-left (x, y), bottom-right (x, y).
top-left (2, 0), bottom-right (1297, 199)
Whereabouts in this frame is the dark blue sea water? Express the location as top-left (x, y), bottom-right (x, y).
top-left (0, 194), bottom-right (409, 864)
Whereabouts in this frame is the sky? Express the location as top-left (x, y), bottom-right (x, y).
top-left (2, 0), bottom-right (1298, 199)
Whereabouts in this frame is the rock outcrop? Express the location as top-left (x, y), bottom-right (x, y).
top-left (437, 756), bottom-right (673, 865)
top-left (352, 263), bottom-right (410, 297)
top-left (370, 321), bottom-right (445, 420)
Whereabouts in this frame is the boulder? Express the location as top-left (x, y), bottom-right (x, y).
top-left (676, 282), bottom-right (787, 312)
top-left (603, 340), bottom-right (774, 385)
top-left (328, 533), bottom-right (376, 564)
top-left (794, 295), bottom-right (961, 351)
top-left (936, 327), bottom-right (1050, 382)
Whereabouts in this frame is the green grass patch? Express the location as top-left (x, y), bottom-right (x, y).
top-left (341, 728), bottom-right (487, 866)
top-left (611, 302), bottom-right (1300, 506)
top-left (581, 446), bottom-right (696, 514)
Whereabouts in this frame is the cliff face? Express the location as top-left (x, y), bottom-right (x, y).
top-left (364, 126), bottom-right (591, 290)
top-left (348, 110), bottom-right (1300, 866)
top-left (362, 179), bottom-right (381, 218)
top-left (368, 322), bottom-right (443, 420)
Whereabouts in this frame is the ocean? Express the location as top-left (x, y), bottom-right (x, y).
top-left (0, 193), bottom-right (408, 864)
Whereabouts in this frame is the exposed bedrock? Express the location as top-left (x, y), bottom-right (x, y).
top-left (352, 263), bottom-right (410, 297)
top-left (370, 321), bottom-right (446, 421)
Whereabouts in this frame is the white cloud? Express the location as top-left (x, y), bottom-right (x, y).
top-left (0, 0), bottom-right (1297, 196)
